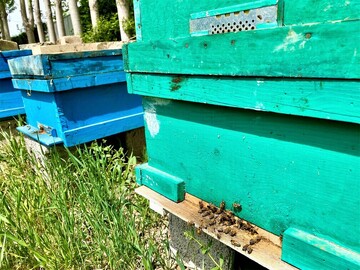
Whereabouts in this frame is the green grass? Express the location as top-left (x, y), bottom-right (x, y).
top-left (0, 131), bottom-right (176, 269)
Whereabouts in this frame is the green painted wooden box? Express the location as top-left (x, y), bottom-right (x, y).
top-left (124, 0), bottom-right (360, 268)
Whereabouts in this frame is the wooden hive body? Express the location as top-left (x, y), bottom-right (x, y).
top-left (125, 0), bottom-right (360, 268)
top-left (9, 49), bottom-right (144, 147)
top-left (0, 50), bottom-right (32, 120)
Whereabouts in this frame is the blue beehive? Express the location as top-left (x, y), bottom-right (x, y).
top-left (0, 50), bottom-right (32, 120)
top-left (8, 49), bottom-right (143, 147)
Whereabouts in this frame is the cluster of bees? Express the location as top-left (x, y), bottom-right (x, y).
top-left (188, 200), bottom-right (262, 254)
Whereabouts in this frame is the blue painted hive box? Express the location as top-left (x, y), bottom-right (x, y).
top-left (124, 0), bottom-right (360, 269)
top-left (8, 49), bottom-right (143, 147)
top-left (0, 49), bottom-right (32, 119)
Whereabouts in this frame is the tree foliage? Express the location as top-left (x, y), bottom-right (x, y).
top-left (79, 0), bottom-right (135, 43)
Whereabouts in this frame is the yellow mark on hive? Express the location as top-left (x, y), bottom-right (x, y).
top-left (274, 29), bottom-right (308, 52)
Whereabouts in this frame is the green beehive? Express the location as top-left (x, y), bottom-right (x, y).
top-left (124, 0), bottom-right (360, 269)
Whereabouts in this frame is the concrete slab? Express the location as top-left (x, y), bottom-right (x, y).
top-left (0, 40), bottom-right (18, 51)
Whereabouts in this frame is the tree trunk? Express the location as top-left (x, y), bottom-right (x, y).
top-left (54, 0), bottom-right (65, 37)
top-left (27, 0), bottom-right (35, 31)
top-left (33, 0), bottom-right (45, 43)
top-left (68, 0), bottom-right (82, 35)
top-left (19, 0), bottom-right (36, 43)
top-left (43, 0), bottom-right (56, 43)
top-left (0, 12), bottom-right (4, 39)
top-left (116, 0), bottom-right (130, 42)
top-left (0, 2), bottom-right (11, 40)
top-left (88, 0), bottom-right (99, 29)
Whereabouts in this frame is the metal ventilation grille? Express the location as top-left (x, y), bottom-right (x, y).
top-left (211, 18), bottom-right (256, 34)
top-left (190, 5), bottom-right (277, 36)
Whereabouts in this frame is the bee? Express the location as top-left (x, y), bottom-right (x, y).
top-left (207, 204), bottom-right (217, 213)
top-left (196, 227), bottom-right (202, 235)
top-left (224, 227), bottom-right (231, 234)
top-left (198, 208), bottom-right (207, 214)
top-left (216, 208), bottom-right (223, 214)
top-left (242, 244), bottom-right (249, 252)
top-left (247, 247), bottom-right (253, 254)
top-left (208, 213), bottom-right (215, 220)
top-left (249, 236), bottom-right (261, 245)
top-left (224, 221), bottom-right (232, 227)
top-left (199, 201), bottom-right (204, 209)
top-left (231, 240), bottom-right (241, 247)
top-left (219, 214), bottom-right (228, 223)
top-left (217, 228), bottom-right (223, 233)
top-left (216, 233), bottom-right (221, 240)
top-left (233, 203), bottom-right (242, 211)
top-left (209, 220), bottom-right (216, 226)
top-left (202, 211), bottom-right (211, 217)
top-left (230, 229), bottom-right (237, 237)
top-left (187, 220), bottom-right (195, 226)
top-left (220, 200), bottom-right (226, 211)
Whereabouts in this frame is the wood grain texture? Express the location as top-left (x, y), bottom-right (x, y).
top-left (136, 163), bottom-right (185, 202)
top-left (136, 186), bottom-right (298, 270)
top-left (133, 0), bottom-right (359, 42)
top-left (128, 73), bottom-right (360, 124)
top-left (12, 71), bottom-right (127, 92)
top-left (139, 97), bottom-right (360, 256)
top-left (284, 0), bottom-right (360, 25)
top-left (8, 49), bottom-right (123, 79)
top-left (125, 21), bottom-right (360, 79)
top-left (0, 77), bottom-right (25, 120)
top-left (282, 228), bottom-right (360, 269)
top-left (18, 81), bottom-right (144, 147)
top-left (0, 50), bottom-right (31, 119)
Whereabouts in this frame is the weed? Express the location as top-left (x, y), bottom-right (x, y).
top-left (0, 131), bottom-right (175, 269)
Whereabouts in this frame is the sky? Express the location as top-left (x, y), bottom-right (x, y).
top-left (8, 0), bottom-right (45, 36)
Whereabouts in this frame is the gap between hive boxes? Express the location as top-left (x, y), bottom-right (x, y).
top-left (135, 185), bottom-right (298, 270)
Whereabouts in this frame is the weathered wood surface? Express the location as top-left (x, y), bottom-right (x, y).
top-left (282, 228), bottom-right (360, 270)
top-left (0, 50), bottom-right (32, 77)
top-left (139, 97), bottom-right (360, 255)
top-left (0, 50), bottom-right (32, 119)
top-left (127, 73), bottom-right (360, 124)
top-left (124, 20), bottom-right (360, 79)
top-left (136, 185), bottom-right (298, 270)
top-left (127, 0), bottom-right (360, 268)
top-left (18, 82), bottom-right (144, 147)
top-left (0, 80), bottom-right (24, 119)
top-left (134, 0), bottom-right (359, 42)
top-left (8, 49), bottom-right (124, 80)
top-left (12, 71), bottom-right (127, 92)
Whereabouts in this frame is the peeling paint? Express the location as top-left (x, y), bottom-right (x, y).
top-left (257, 80), bottom-right (264, 86)
top-left (274, 29), bottom-right (308, 52)
top-left (143, 98), bottom-right (171, 138)
top-left (144, 111), bottom-right (160, 138)
top-left (255, 102), bottom-right (265, 111)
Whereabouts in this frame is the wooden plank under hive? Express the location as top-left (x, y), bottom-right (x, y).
top-left (0, 50), bottom-right (32, 120)
top-left (8, 47), bottom-right (144, 147)
top-left (125, 0), bottom-right (360, 269)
